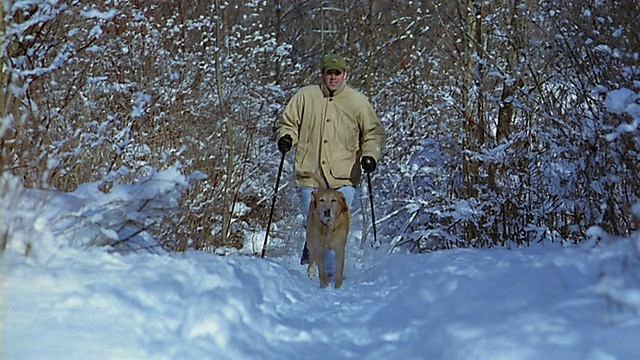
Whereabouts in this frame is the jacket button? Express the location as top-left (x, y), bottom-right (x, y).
top-left (323, 139), bottom-right (328, 143)
top-left (326, 119), bottom-right (331, 122)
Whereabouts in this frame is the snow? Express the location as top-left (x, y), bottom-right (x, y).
top-left (80, 9), bottom-right (119, 21)
top-left (605, 88), bottom-right (640, 140)
top-left (3, 170), bottom-right (640, 360)
top-left (605, 88), bottom-right (637, 115)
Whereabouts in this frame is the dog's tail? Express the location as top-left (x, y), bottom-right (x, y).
top-left (300, 171), bottom-right (328, 189)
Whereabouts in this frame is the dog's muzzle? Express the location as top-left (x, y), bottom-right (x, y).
top-left (320, 208), bottom-right (334, 226)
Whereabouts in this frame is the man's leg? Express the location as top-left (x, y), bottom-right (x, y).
top-left (338, 185), bottom-right (356, 208)
top-left (299, 187), bottom-right (315, 265)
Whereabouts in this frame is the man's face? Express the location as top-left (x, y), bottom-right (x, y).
top-left (322, 69), bottom-right (346, 92)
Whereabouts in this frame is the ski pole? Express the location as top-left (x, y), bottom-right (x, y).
top-left (260, 151), bottom-right (286, 258)
top-left (366, 171), bottom-right (380, 248)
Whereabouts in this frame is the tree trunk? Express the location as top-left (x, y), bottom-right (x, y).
top-left (273, 0), bottom-right (282, 85)
top-left (363, 0), bottom-right (378, 90)
top-left (457, 0), bottom-right (484, 244)
top-left (214, 0), bottom-right (234, 248)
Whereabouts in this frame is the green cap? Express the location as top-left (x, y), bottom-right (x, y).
top-left (323, 54), bottom-right (346, 72)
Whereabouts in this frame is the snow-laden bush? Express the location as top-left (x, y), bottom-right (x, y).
top-left (1, 164), bottom-right (206, 259)
top-left (586, 86), bottom-right (640, 315)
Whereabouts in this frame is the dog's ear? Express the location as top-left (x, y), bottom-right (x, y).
top-left (338, 193), bottom-right (349, 214)
top-left (310, 190), bottom-right (318, 209)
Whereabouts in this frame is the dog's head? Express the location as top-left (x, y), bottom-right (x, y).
top-left (311, 189), bottom-right (348, 227)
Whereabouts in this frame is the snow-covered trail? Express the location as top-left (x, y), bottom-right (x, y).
top-left (4, 240), bottom-right (639, 360)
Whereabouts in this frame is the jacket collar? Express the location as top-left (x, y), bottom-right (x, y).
top-left (320, 81), bottom-right (347, 98)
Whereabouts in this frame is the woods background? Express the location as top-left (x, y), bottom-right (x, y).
top-left (2, 0), bottom-right (639, 253)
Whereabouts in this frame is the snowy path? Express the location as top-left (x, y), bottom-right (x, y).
top-left (4, 241), bottom-right (640, 360)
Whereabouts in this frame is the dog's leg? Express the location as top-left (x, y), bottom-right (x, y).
top-left (307, 240), bottom-right (317, 278)
top-left (316, 249), bottom-right (329, 288)
top-left (334, 246), bottom-right (346, 288)
top-left (307, 260), bottom-right (316, 278)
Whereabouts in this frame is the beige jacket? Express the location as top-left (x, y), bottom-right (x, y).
top-left (278, 81), bottom-right (386, 188)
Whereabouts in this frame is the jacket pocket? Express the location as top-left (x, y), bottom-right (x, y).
top-left (330, 152), bottom-right (357, 180)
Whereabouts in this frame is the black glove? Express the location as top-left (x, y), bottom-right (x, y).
top-left (361, 156), bottom-right (376, 173)
top-left (278, 134), bottom-right (293, 154)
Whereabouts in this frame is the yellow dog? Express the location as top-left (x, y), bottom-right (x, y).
top-left (301, 171), bottom-right (350, 288)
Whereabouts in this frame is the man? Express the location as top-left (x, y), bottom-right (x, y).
top-left (276, 54), bottom-right (386, 270)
